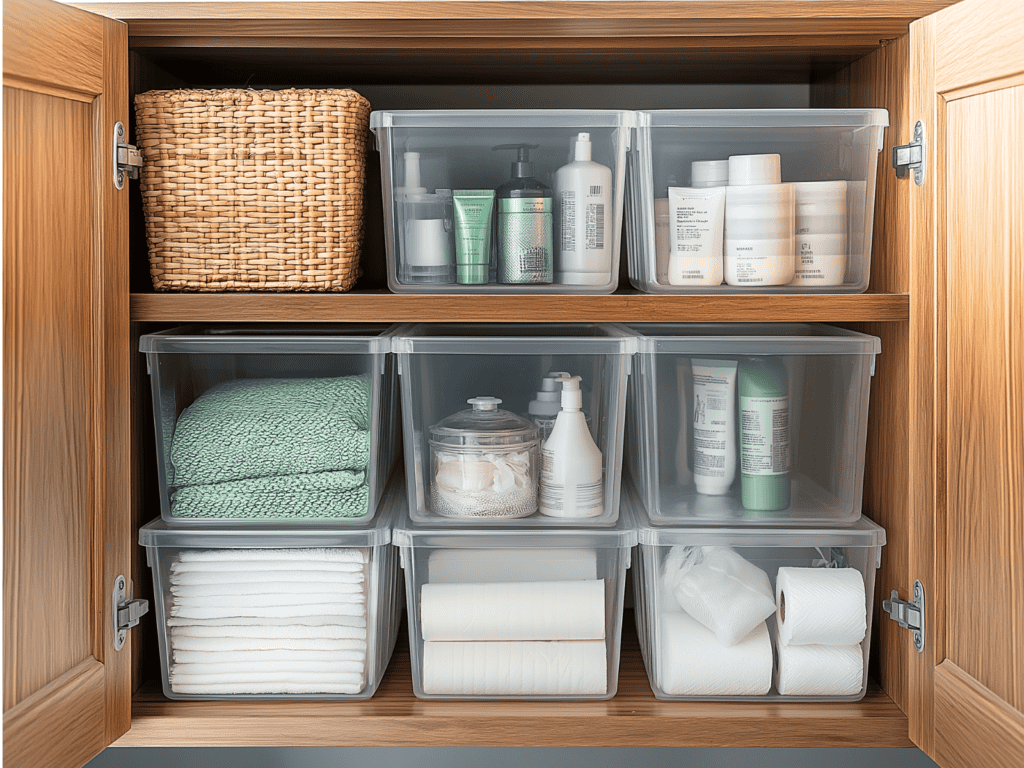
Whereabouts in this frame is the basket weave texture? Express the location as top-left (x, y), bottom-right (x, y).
top-left (134, 88), bottom-right (371, 292)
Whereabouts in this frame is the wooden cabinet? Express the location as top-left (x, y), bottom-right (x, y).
top-left (3, 1), bottom-right (1022, 767)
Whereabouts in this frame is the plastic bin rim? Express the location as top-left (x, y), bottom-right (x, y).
top-left (139, 324), bottom-right (401, 354)
top-left (634, 517), bottom-right (886, 548)
top-left (370, 109), bottom-right (636, 130)
top-left (391, 322), bottom-right (640, 355)
top-left (624, 323), bottom-right (881, 355)
top-left (392, 514), bottom-right (637, 549)
top-left (636, 108), bottom-right (889, 128)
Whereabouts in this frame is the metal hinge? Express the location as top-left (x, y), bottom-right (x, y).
top-left (892, 120), bottom-right (926, 186)
top-left (113, 121), bottom-right (142, 190)
top-left (883, 579), bottom-right (925, 652)
top-left (112, 574), bottom-right (149, 651)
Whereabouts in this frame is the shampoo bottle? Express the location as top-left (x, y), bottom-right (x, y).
top-left (493, 143), bottom-right (554, 284)
top-left (554, 132), bottom-right (613, 285)
top-left (739, 357), bottom-right (791, 512)
top-left (539, 376), bottom-right (604, 518)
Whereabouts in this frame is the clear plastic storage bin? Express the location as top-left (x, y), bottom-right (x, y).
top-left (139, 476), bottom-right (405, 700)
top-left (140, 325), bottom-right (400, 526)
top-left (392, 508), bottom-right (636, 700)
top-left (626, 324), bottom-right (880, 525)
top-left (370, 110), bottom-right (633, 294)
top-left (625, 482), bottom-right (885, 701)
top-left (393, 323), bottom-right (638, 526)
top-left (625, 110), bottom-right (888, 294)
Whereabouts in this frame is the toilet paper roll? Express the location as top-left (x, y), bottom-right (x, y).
top-left (776, 642), bottom-right (864, 697)
top-left (663, 546), bottom-right (776, 646)
top-left (776, 567), bottom-right (867, 646)
top-left (420, 580), bottom-right (605, 641)
top-left (422, 640), bottom-right (607, 696)
top-left (657, 612), bottom-right (772, 696)
top-left (427, 549), bottom-right (597, 584)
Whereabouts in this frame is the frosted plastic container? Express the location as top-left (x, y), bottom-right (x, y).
top-left (625, 324), bottom-right (880, 525)
top-left (370, 110), bottom-right (633, 294)
top-left (139, 476), bottom-right (405, 701)
top-left (625, 481), bottom-right (885, 701)
top-left (626, 110), bottom-right (888, 294)
top-left (140, 325), bottom-right (400, 526)
top-left (393, 323), bottom-right (638, 526)
top-left (393, 508), bottom-right (636, 700)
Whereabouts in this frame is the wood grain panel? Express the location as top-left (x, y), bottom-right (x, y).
top-left (3, 0), bottom-right (103, 96)
top-left (934, 0), bottom-right (1024, 94)
top-left (129, 291), bottom-right (909, 323)
top-left (3, 86), bottom-right (96, 711)
top-left (119, 618), bottom-right (912, 748)
top-left (945, 86), bottom-right (1023, 710)
top-left (934, 662), bottom-right (1024, 768)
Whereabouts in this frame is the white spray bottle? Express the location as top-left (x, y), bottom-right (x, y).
top-left (539, 375), bottom-right (604, 518)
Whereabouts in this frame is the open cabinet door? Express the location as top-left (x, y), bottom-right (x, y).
top-left (3, 1), bottom-right (131, 767)
top-left (908, 0), bottom-right (1024, 766)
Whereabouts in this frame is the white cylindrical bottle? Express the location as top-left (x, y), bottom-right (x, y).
top-left (539, 376), bottom-right (604, 518)
top-left (555, 132), bottom-right (614, 286)
top-left (724, 154), bottom-right (796, 287)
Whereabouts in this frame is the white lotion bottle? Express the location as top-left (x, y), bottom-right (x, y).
top-left (724, 154), bottom-right (796, 287)
top-left (555, 132), bottom-right (613, 286)
top-left (539, 376), bottom-right (604, 518)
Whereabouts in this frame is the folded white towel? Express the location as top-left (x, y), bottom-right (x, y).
top-left (173, 648), bottom-right (365, 665)
top-left (171, 636), bottom-right (367, 653)
top-left (177, 548), bottom-right (368, 564)
top-left (170, 570), bottom-right (365, 586)
top-left (169, 603), bottom-right (365, 620)
top-left (171, 593), bottom-right (366, 609)
top-left (171, 561), bottom-right (365, 575)
top-left (169, 671), bottom-right (363, 686)
top-left (166, 615), bottom-right (367, 629)
top-left (171, 660), bottom-right (365, 677)
top-left (171, 581), bottom-right (363, 598)
top-left (171, 682), bottom-right (363, 695)
top-left (170, 624), bottom-right (366, 640)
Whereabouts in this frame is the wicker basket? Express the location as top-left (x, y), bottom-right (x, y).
top-left (134, 88), bottom-right (371, 292)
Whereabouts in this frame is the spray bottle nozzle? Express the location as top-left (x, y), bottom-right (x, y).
top-left (493, 143), bottom-right (540, 178)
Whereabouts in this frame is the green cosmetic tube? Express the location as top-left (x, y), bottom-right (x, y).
top-left (452, 190), bottom-right (495, 285)
top-left (739, 356), bottom-right (791, 512)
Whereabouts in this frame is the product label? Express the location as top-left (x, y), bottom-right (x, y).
top-left (692, 369), bottom-right (732, 480)
top-left (586, 203), bottom-right (605, 251)
top-left (498, 199), bottom-right (553, 283)
top-left (740, 395), bottom-right (790, 476)
top-left (540, 448), bottom-right (603, 513)
top-left (673, 202), bottom-right (713, 255)
top-left (560, 191), bottom-right (576, 252)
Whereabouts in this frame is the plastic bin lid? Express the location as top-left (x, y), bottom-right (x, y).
top-left (392, 323), bottom-right (639, 356)
top-left (638, 108), bottom-right (889, 129)
top-left (139, 324), bottom-right (401, 355)
top-left (392, 502), bottom-right (637, 550)
top-left (625, 323), bottom-right (881, 357)
top-left (139, 473), bottom-right (405, 549)
top-left (621, 480), bottom-right (885, 549)
top-left (370, 109), bottom-right (635, 131)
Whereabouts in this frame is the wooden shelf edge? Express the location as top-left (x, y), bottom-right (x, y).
top-left (130, 291), bottom-right (910, 323)
top-left (118, 621), bottom-right (912, 748)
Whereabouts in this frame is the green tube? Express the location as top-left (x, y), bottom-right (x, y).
top-left (739, 356), bottom-right (790, 512)
top-left (452, 190), bottom-right (495, 285)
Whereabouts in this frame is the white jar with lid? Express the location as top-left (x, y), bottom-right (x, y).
top-left (724, 154), bottom-right (795, 287)
top-left (429, 397), bottom-right (540, 519)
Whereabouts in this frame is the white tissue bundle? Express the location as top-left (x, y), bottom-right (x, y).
top-left (775, 642), bottom-right (864, 697)
top-left (657, 612), bottom-right (772, 696)
top-left (435, 451), bottom-right (532, 495)
top-left (776, 567), bottom-right (867, 647)
top-left (662, 545), bottom-right (777, 646)
top-left (164, 547), bottom-right (370, 696)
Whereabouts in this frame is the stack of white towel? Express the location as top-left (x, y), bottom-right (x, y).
top-left (166, 547), bottom-right (369, 695)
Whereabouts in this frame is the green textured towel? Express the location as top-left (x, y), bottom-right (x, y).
top-left (172, 470), bottom-right (369, 520)
top-left (168, 375), bottom-right (372, 520)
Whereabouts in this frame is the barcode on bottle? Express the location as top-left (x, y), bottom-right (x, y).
top-left (589, 185), bottom-right (602, 196)
top-left (586, 203), bottom-right (605, 251)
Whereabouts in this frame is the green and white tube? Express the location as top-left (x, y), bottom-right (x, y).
top-left (739, 357), bottom-right (791, 512)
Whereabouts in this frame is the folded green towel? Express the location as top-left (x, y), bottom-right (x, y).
top-left (171, 470), bottom-right (369, 520)
top-left (171, 375), bottom-right (371, 487)
top-left (168, 375), bottom-right (372, 520)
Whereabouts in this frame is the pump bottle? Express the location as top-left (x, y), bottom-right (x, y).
top-left (539, 376), bottom-right (604, 518)
top-left (493, 143), bottom-right (554, 284)
top-left (554, 132), bottom-right (613, 285)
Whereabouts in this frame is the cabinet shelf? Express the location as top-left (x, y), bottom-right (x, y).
top-left (130, 290), bottom-right (909, 323)
top-left (118, 617), bottom-right (911, 748)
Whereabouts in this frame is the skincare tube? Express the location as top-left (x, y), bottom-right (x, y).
top-left (668, 187), bottom-right (726, 286)
top-left (691, 358), bottom-right (738, 495)
top-left (739, 357), bottom-right (790, 512)
top-left (452, 190), bottom-right (496, 285)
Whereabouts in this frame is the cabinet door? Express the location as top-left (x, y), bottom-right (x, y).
top-left (908, 0), bottom-right (1024, 766)
top-left (3, 1), bottom-right (131, 766)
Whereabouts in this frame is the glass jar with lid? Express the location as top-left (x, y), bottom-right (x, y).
top-left (428, 397), bottom-right (540, 518)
